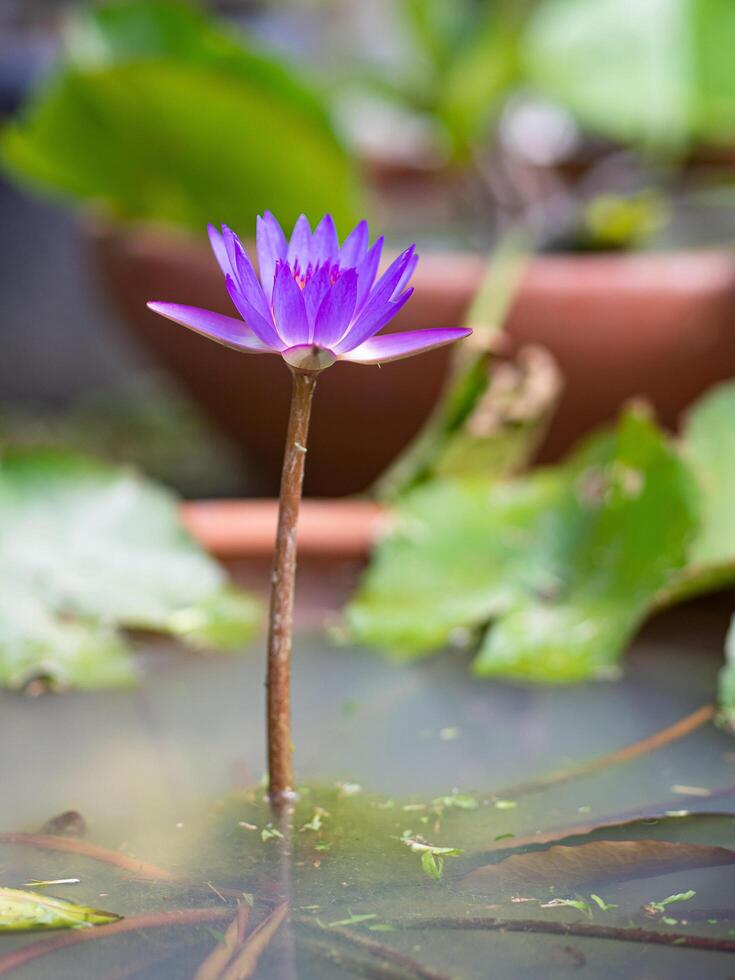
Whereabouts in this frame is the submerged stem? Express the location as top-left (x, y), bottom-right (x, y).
top-left (267, 369), bottom-right (317, 804)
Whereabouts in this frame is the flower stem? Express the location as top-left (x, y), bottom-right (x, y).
top-left (267, 369), bottom-right (317, 804)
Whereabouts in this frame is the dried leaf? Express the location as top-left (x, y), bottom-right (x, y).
top-left (461, 840), bottom-right (735, 893)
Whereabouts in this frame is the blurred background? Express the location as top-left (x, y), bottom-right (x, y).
top-left (2, 0), bottom-right (735, 497)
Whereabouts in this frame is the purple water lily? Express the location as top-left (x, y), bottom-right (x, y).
top-left (148, 213), bottom-right (471, 805)
top-left (147, 213), bottom-right (470, 372)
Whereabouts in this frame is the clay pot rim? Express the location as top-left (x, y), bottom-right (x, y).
top-left (181, 498), bottom-right (382, 560)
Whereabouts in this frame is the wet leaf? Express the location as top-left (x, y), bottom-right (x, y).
top-left (0, 449), bottom-right (259, 690)
top-left (460, 840), bottom-right (735, 893)
top-left (0, 887), bottom-right (120, 932)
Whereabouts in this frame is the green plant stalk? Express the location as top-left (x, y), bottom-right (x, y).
top-left (375, 234), bottom-right (526, 500)
top-left (266, 370), bottom-right (317, 804)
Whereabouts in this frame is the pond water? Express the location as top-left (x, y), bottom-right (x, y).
top-left (0, 586), bottom-right (734, 979)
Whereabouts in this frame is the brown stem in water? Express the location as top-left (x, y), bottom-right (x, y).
top-left (267, 369), bottom-right (317, 804)
top-left (0, 832), bottom-right (176, 882)
top-left (300, 933), bottom-right (451, 979)
top-left (396, 915), bottom-right (735, 954)
top-left (493, 703), bottom-right (715, 801)
top-left (296, 919), bottom-right (452, 980)
top-left (0, 907), bottom-right (235, 976)
top-left (193, 904), bottom-right (251, 980)
top-left (217, 901), bottom-right (289, 980)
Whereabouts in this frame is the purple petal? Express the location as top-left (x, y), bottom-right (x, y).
top-left (208, 224), bottom-right (231, 278)
top-left (340, 328), bottom-right (472, 364)
top-left (393, 250), bottom-right (418, 298)
top-left (226, 275), bottom-right (284, 350)
top-left (256, 211), bottom-right (287, 298)
top-left (272, 261), bottom-right (310, 346)
top-left (233, 243), bottom-right (272, 322)
top-left (221, 225), bottom-right (248, 281)
top-left (311, 214), bottom-right (339, 266)
top-left (302, 264), bottom-right (331, 331)
top-left (147, 302), bottom-right (270, 353)
top-left (354, 236), bottom-right (383, 311)
top-left (335, 288), bottom-right (414, 354)
top-left (313, 269), bottom-right (358, 348)
top-left (339, 220), bottom-right (369, 269)
top-left (287, 215), bottom-right (312, 269)
top-left (337, 246), bottom-right (415, 351)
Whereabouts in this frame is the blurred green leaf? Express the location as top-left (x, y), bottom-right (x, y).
top-left (349, 407), bottom-right (698, 682)
top-left (0, 887), bottom-right (120, 932)
top-left (2, 0), bottom-right (358, 234)
top-left (659, 381), bottom-right (735, 604)
top-left (362, 0), bottom-right (527, 160)
top-left (525, 0), bottom-right (735, 151)
top-left (717, 616), bottom-right (735, 731)
top-left (0, 449), bottom-right (259, 690)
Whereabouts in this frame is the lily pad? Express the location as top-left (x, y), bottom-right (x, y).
top-left (0, 449), bottom-right (259, 689)
top-left (0, 888), bottom-right (120, 932)
top-left (348, 407), bottom-right (698, 681)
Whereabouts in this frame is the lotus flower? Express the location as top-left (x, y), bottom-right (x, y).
top-left (147, 213), bottom-right (470, 372)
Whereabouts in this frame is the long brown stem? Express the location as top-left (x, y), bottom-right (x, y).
top-left (267, 369), bottom-right (317, 803)
top-left (395, 915), bottom-right (735, 954)
top-left (492, 703), bottom-right (715, 801)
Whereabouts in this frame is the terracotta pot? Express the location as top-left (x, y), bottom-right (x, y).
top-left (181, 498), bottom-right (382, 622)
top-left (181, 498), bottom-right (382, 559)
top-left (91, 222), bottom-right (735, 493)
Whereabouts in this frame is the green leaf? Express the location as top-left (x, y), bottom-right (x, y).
top-left (0, 888), bottom-right (120, 932)
top-left (421, 850), bottom-right (444, 881)
top-left (350, 407), bottom-right (698, 682)
top-left (647, 889), bottom-right (697, 914)
top-left (1, 1), bottom-right (358, 234)
top-left (589, 893), bottom-right (618, 912)
top-left (525, 0), bottom-right (735, 151)
top-left (0, 449), bottom-right (259, 690)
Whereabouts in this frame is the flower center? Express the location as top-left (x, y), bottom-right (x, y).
top-left (291, 260), bottom-right (341, 290)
